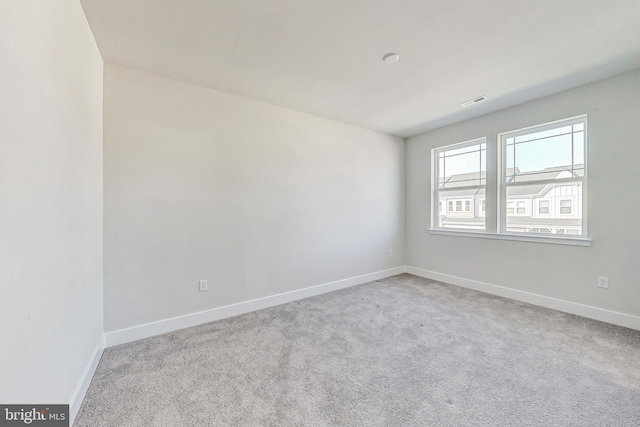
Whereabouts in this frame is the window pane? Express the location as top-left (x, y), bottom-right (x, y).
top-left (514, 135), bottom-right (572, 175)
top-left (434, 139), bottom-right (486, 232)
top-left (505, 182), bottom-right (582, 235)
top-left (437, 141), bottom-right (486, 189)
top-left (514, 125), bottom-right (572, 144)
top-left (573, 132), bottom-right (585, 166)
top-left (504, 120), bottom-right (585, 184)
top-left (480, 149), bottom-right (486, 186)
top-left (506, 144), bottom-right (515, 174)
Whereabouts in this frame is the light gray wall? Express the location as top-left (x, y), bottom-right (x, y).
top-left (0, 1), bottom-right (103, 403)
top-left (103, 64), bottom-right (405, 332)
top-left (406, 69), bottom-right (640, 318)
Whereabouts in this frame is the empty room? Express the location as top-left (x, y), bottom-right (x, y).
top-left (2, 0), bottom-right (640, 426)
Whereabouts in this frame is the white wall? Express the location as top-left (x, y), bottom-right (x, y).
top-left (0, 0), bottom-right (103, 404)
top-left (406, 69), bottom-right (640, 319)
top-left (103, 64), bottom-right (405, 332)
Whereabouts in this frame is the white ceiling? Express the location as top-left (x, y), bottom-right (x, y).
top-left (80, 0), bottom-right (640, 137)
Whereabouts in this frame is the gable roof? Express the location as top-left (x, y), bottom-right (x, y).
top-left (440, 165), bottom-right (583, 198)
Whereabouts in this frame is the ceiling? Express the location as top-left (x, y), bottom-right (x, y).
top-left (80, 0), bottom-right (640, 137)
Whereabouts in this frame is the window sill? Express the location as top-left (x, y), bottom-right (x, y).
top-left (428, 229), bottom-right (591, 247)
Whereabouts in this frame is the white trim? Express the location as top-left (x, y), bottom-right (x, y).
top-left (506, 176), bottom-right (583, 187)
top-left (428, 229), bottom-right (591, 246)
top-left (105, 267), bottom-right (407, 347)
top-left (406, 266), bottom-right (640, 331)
top-left (69, 334), bottom-right (105, 426)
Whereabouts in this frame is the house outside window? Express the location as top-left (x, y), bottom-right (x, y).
top-left (538, 200), bottom-right (550, 215)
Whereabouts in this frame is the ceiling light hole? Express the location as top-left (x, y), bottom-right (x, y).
top-left (382, 53), bottom-right (400, 64)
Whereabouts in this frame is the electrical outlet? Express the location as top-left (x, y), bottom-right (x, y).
top-left (199, 279), bottom-right (208, 292)
top-left (597, 276), bottom-right (608, 289)
top-left (389, 249), bottom-right (393, 257)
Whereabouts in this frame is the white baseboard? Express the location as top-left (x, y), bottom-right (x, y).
top-left (406, 266), bottom-right (640, 331)
top-left (69, 334), bottom-right (105, 426)
top-left (105, 266), bottom-right (407, 347)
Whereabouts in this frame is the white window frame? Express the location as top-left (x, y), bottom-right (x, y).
top-left (498, 115), bottom-right (587, 240)
top-left (430, 115), bottom-right (589, 246)
top-left (431, 137), bottom-right (486, 232)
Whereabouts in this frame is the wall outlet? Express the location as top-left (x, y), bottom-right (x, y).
top-left (389, 249), bottom-right (393, 257)
top-left (597, 276), bottom-right (608, 289)
top-left (199, 279), bottom-right (208, 292)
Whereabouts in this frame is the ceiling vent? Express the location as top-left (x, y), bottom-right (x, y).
top-left (460, 96), bottom-right (487, 108)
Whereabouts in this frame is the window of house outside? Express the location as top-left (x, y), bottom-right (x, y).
top-left (560, 199), bottom-right (572, 214)
top-left (538, 200), bottom-right (550, 215)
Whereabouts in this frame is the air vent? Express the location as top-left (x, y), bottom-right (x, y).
top-left (460, 96), bottom-right (487, 108)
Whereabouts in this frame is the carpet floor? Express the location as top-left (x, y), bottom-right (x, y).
top-left (75, 274), bottom-right (640, 426)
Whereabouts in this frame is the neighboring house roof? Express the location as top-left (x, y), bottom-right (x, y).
top-left (440, 171), bottom-right (487, 188)
top-left (440, 165), bottom-right (583, 199)
top-left (441, 188), bottom-right (485, 197)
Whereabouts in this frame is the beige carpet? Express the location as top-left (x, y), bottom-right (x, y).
top-left (75, 274), bottom-right (640, 426)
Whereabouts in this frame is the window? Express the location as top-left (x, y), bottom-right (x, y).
top-left (432, 138), bottom-right (486, 231)
top-left (501, 116), bottom-right (585, 236)
top-left (538, 200), bottom-right (550, 215)
top-left (431, 115), bottom-right (587, 244)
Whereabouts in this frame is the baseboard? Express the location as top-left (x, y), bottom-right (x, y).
top-left (105, 266), bottom-right (407, 347)
top-left (406, 266), bottom-right (640, 331)
top-left (69, 334), bottom-right (105, 426)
